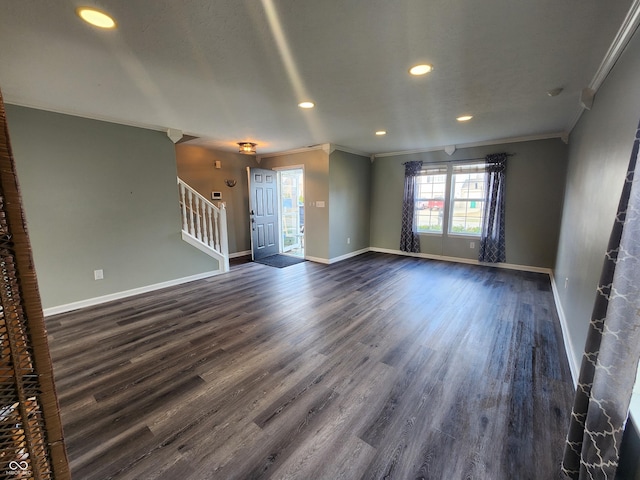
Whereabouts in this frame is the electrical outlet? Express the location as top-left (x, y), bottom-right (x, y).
top-left (470, 241), bottom-right (475, 249)
top-left (347, 237), bottom-right (351, 244)
top-left (94, 269), bottom-right (104, 280)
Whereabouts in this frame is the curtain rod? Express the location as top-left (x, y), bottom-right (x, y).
top-left (403, 153), bottom-right (515, 165)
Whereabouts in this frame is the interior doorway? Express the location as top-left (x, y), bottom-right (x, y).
top-left (277, 167), bottom-right (304, 258)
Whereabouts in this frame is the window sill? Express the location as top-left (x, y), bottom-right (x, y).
top-left (446, 233), bottom-right (481, 238)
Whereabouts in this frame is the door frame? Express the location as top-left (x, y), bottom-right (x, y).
top-left (272, 165), bottom-right (305, 258)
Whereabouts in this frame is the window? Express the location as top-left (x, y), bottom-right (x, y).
top-left (450, 164), bottom-right (485, 235)
top-left (413, 162), bottom-right (487, 237)
top-left (414, 165), bottom-right (447, 233)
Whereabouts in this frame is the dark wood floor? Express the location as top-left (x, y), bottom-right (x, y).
top-left (46, 252), bottom-right (574, 479)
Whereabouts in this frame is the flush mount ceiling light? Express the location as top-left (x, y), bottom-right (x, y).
top-left (456, 115), bottom-right (473, 122)
top-left (76, 7), bottom-right (117, 29)
top-left (409, 64), bottom-right (433, 76)
top-left (238, 142), bottom-right (257, 154)
top-left (375, 130), bottom-right (387, 136)
top-left (298, 101), bottom-right (315, 109)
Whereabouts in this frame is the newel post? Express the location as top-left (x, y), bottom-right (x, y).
top-left (219, 202), bottom-right (230, 272)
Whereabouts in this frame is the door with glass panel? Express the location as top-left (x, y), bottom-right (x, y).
top-left (279, 168), bottom-right (304, 256)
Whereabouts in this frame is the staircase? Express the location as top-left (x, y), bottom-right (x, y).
top-left (178, 177), bottom-right (230, 272)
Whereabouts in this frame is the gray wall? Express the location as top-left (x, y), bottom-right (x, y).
top-left (6, 105), bottom-right (218, 310)
top-left (260, 148), bottom-right (330, 260)
top-left (328, 150), bottom-right (371, 259)
top-left (555, 27), bottom-right (640, 374)
top-left (176, 144), bottom-right (258, 255)
top-left (553, 28), bottom-right (640, 479)
top-left (370, 139), bottom-right (568, 268)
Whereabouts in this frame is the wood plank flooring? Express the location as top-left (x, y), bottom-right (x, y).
top-left (46, 252), bottom-right (575, 479)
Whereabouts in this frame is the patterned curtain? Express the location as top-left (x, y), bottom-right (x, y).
top-left (562, 120), bottom-right (640, 479)
top-left (399, 161), bottom-right (423, 253)
top-left (478, 153), bottom-right (507, 262)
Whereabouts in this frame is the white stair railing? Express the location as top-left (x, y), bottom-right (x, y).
top-left (178, 178), bottom-right (229, 272)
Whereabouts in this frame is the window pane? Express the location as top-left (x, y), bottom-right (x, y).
top-left (450, 165), bottom-right (486, 236)
top-left (416, 208), bottom-right (444, 232)
top-left (450, 200), bottom-right (483, 234)
top-left (452, 173), bottom-right (485, 200)
top-left (415, 171), bottom-right (446, 233)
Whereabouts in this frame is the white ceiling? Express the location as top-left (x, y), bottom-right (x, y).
top-left (0, 1), bottom-right (636, 155)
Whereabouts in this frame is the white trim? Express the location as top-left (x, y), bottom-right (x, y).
top-left (328, 248), bottom-right (370, 264)
top-left (567, 0), bottom-right (640, 134)
top-left (322, 144), bottom-right (335, 155)
top-left (43, 270), bottom-right (223, 317)
top-left (271, 164), bottom-right (305, 171)
top-left (6, 100), bottom-right (169, 134)
top-left (369, 247), bottom-right (552, 274)
top-left (590, 0), bottom-right (640, 92)
top-left (372, 132), bottom-right (565, 159)
top-left (305, 248), bottom-right (370, 265)
top-left (372, 246), bottom-right (579, 387)
top-left (549, 272), bottom-right (580, 386)
top-left (181, 231), bottom-right (224, 261)
top-left (257, 144), bottom-right (327, 160)
top-left (304, 255), bottom-right (330, 264)
top-left (229, 250), bottom-right (251, 258)
top-left (258, 143), bottom-right (371, 161)
top-left (331, 144), bottom-right (371, 158)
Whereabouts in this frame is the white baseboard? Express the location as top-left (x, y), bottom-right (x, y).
top-left (229, 250), bottom-right (251, 259)
top-left (328, 248), bottom-right (370, 264)
top-left (370, 246), bottom-right (578, 386)
top-left (43, 270), bottom-right (223, 317)
top-left (369, 247), bottom-right (552, 274)
top-left (305, 248), bottom-right (370, 265)
top-left (304, 255), bottom-right (330, 264)
top-left (44, 246), bottom-right (579, 393)
top-left (549, 272), bottom-right (580, 386)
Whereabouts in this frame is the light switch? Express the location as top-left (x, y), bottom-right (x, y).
top-left (316, 201), bottom-right (325, 208)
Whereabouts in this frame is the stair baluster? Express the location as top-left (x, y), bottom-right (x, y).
top-left (177, 177), bottom-right (230, 272)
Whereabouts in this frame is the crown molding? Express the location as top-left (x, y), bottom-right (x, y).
top-left (372, 132), bottom-right (565, 159)
top-left (7, 100), bottom-right (169, 133)
top-left (591, 0), bottom-right (640, 92)
top-left (567, 0), bottom-right (640, 133)
top-left (256, 143), bottom-right (329, 161)
top-left (330, 144), bottom-right (371, 158)
top-left (258, 143), bottom-right (372, 161)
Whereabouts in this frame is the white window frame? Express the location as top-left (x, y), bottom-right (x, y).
top-left (414, 165), bottom-right (448, 234)
top-left (413, 161), bottom-right (488, 238)
top-left (448, 163), bottom-right (487, 237)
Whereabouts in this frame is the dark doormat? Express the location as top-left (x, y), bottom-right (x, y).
top-left (254, 254), bottom-right (306, 268)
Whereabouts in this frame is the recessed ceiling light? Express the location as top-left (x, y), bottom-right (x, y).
top-left (298, 101), bottom-right (315, 109)
top-left (409, 64), bottom-right (433, 76)
top-left (456, 115), bottom-right (473, 122)
top-left (76, 7), bottom-right (116, 29)
top-left (375, 130), bottom-right (387, 136)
